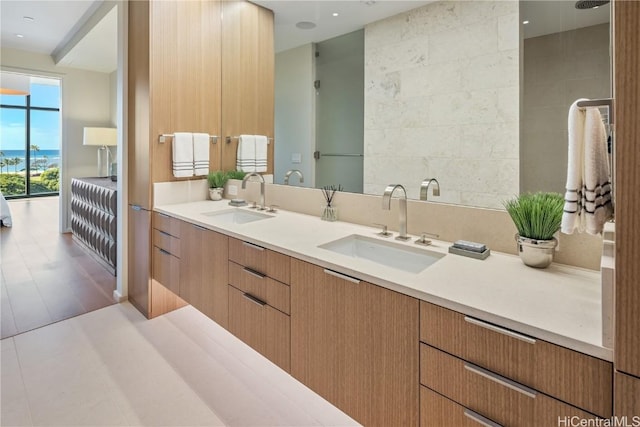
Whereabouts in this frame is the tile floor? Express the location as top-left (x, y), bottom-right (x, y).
top-left (1, 197), bottom-right (116, 339)
top-left (0, 302), bottom-right (359, 427)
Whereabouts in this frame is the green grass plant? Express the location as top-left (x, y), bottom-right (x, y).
top-left (207, 171), bottom-right (228, 188)
top-left (226, 170), bottom-right (247, 180)
top-left (503, 192), bottom-right (564, 241)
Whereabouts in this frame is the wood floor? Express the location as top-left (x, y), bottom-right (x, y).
top-left (0, 197), bottom-right (116, 339)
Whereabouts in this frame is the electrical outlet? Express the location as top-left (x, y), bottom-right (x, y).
top-left (291, 153), bottom-right (302, 164)
top-left (228, 184), bottom-right (238, 196)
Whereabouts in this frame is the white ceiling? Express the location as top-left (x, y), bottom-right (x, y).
top-left (0, 1), bottom-right (610, 73)
top-left (521, 1), bottom-right (610, 39)
top-left (0, 0), bottom-right (98, 54)
top-left (251, 1), bottom-right (434, 53)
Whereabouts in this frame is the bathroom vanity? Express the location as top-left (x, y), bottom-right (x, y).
top-left (151, 199), bottom-right (611, 426)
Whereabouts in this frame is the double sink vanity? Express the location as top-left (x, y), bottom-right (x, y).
top-left (152, 196), bottom-right (611, 426)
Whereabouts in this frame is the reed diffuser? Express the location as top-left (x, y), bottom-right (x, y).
top-left (321, 185), bottom-right (342, 221)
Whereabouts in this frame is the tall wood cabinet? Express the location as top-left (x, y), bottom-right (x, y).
top-left (290, 259), bottom-right (419, 427)
top-left (127, 0), bottom-right (274, 318)
top-left (613, 0), bottom-right (640, 418)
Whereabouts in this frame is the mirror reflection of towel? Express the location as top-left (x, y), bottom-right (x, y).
top-left (561, 99), bottom-right (613, 235)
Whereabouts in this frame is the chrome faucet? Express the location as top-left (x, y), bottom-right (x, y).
top-left (382, 184), bottom-right (410, 241)
top-left (242, 172), bottom-right (266, 210)
top-left (284, 169), bottom-right (304, 185)
top-left (420, 178), bottom-right (440, 201)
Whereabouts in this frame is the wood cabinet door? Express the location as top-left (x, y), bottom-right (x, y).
top-left (128, 206), bottom-right (151, 317)
top-left (220, 1), bottom-right (274, 173)
top-left (614, 0), bottom-right (640, 380)
top-left (291, 259), bottom-right (419, 426)
top-left (179, 222), bottom-right (229, 328)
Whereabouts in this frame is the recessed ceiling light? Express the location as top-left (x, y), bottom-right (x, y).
top-left (522, 20), bottom-right (530, 24)
top-left (23, 16), bottom-right (34, 22)
top-left (15, 34), bottom-right (24, 38)
top-left (332, 12), bottom-right (339, 17)
top-left (296, 21), bottom-right (316, 30)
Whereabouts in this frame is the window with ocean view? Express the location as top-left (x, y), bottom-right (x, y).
top-left (0, 74), bottom-right (61, 198)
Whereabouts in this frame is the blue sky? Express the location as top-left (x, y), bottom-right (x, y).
top-left (0, 80), bottom-right (61, 151)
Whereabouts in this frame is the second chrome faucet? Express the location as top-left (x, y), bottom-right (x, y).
top-left (382, 184), bottom-right (410, 241)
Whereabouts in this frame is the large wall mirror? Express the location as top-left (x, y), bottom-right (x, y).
top-left (253, 0), bottom-right (611, 209)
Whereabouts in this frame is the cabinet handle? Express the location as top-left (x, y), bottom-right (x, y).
top-left (192, 224), bottom-right (207, 231)
top-left (323, 269), bottom-right (360, 284)
top-left (243, 293), bottom-right (266, 307)
top-left (159, 248), bottom-right (171, 256)
top-left (463, 409), bottom-right (502, 427)
top-left (243, 267), bottom-right (266, 279)
top-left (464, 362), bottom-right (537, 399)
top-left (157, 212), bottom-right (169, 218)
top-left (158, 230), bottom-right (171, 237)
top-left (464, 316), bottom-right (536, 345)
top-left (131, 205), bottom-right (142, 211)
top-left (242, 241), bottom-right (265, 251)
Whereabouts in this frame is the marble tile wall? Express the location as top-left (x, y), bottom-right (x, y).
top-left (363, 0), bottom-right (520, 209)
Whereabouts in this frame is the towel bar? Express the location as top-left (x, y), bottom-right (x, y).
top-left (158, 134), bottom-right (218, 144)
top-left (226, 136), bottom-right (272, 144)
top-left (577, 98), bottom-right (614, 125)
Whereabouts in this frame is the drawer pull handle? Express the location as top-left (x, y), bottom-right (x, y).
top-left (131, 205), bottom-right (142, 211)
top-left (242, 241), bottom-right (265, 251)
top-left (463, 409), bottom-right (502, 427)
top-left (464, 316), bottom-right (536, 345)
top-left (323, 269), bottom-right (361, 284)
top-left (192, 224), bottom-right (208, 231)
top-left (159, 248), bottom-right (171, 256)
top-left (157, 213), bottom-right (169, 218)
top-left (243, 293), bottom-right (266, 307)
top-left (243, 267), bottom-right (266, 279)
top-left (464, 362), bottom-right (537, 399)
top-left (158, 230), bottom-right (171, 237)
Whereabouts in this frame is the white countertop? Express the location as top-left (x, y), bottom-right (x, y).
top-left (155, 200), bottom-right (612, 361)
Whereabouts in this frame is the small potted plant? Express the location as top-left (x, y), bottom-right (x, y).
top-left (503, 192), bottom-right (564, 268)
top-left (207, 171), bottom-right (229, 201)
top-left (226, 170), bottom-right (247, 181)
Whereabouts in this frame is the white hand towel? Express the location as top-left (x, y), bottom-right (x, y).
top-left (254, 135), bottom-right (268, 173)
top-left (561, 99), bottom-right (613, 235)
top-left (583, 107), bottom-right (613, 234)
top-left (172, 132), bottom-right (194, 178)
top-left (236, 134), bottom-right (256, 172)
top-left (193, 133), bottom-right (210, 176)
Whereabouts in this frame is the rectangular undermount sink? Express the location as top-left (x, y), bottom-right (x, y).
top-left (201, 208), bottom-right (273, 224)
top-left (319, 234), bottom-right (445, 274)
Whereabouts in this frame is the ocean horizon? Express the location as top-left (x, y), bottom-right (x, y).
top-left (0, 149), bottom-right (60, 173)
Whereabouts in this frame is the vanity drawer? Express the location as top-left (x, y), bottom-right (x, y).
top-left (153, 228), bottom-right (181, 257)
top-left (421, 386), bottom-right (500, 427)
top-left (228, 261), bottom-right (290, 314)
top-left (153, 212), bottom-right (181, 237)
top-left (152, 246), bottom-right (180, 295)
top-left (420, 302), bottom-right (612, 417)
top-left (228, 238), bottom-right (290, 284)
top-left (228, 285), bottom-right (290, 372)
top-left (420, 344), bottom-right (596, 427)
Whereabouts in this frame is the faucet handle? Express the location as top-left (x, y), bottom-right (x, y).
top-left (249, 201), bottom-right (258, 209)
top-left (267, 205), bottom-right (279, 213)
top-left (415, 231), bottom-right (439, 246)
top-left (373, 223), bottom-right (392, 238)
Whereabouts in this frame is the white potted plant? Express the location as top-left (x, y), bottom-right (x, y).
top-left (504, 192), bottom-right (564, 268)
top-left (207, 171), bottom-right (229, 201)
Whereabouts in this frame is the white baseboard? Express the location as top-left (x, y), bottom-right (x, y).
top-left (113, 289), bottom-right (126, 303)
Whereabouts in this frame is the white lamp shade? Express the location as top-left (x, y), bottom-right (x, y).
top-left (83, 127), bottom-right (117, 146)
top-left (0, 72), bottom-right (30, 95)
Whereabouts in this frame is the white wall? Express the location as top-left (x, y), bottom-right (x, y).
top-left (364, 1), bottom-right (520, 209)
top-left (109, 70), bottom-right (117, 127)
top-left (1, 47), bottom-right (112, 231)
top-left (274, 44), bottom-right (315, 187)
